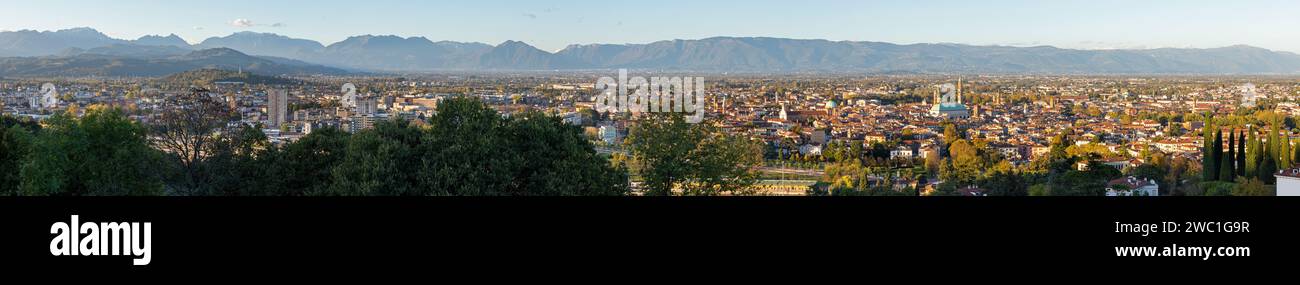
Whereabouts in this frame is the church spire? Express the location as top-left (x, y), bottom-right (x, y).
top-left (779, 103), bottom-right (788, 121)
top-left (957, 77), bottom-right (964, 104)
top-left (934, 88), bottom-right (940, 105)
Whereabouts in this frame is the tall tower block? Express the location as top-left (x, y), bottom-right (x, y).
top-left (268, 89), bottom-right (288, 128)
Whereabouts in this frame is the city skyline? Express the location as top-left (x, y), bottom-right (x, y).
top-left (4, 0), bottom-right (1300, 52)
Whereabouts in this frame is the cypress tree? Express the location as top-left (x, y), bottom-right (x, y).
top-left (1228, 131), bottom-right (1237, 177)
top-left (1260, 148), bottom-right (1278, 184)
top-left (1212, 130), bottom-right (1223, 181)
top-left (1282, 134), bottom-right (1293, 169)
top-left (1246, 127), bottom-right (1259, 177)
top-left (1256, 130), bottom-right (1267, 177)
top-left (1237, 130), bottom-right (1247, 177)
top-left (1202, 123), bottom-right (1216, 181)
top-left (1270, 124), bottom-right (1281, 166)
top-left (1219, 144), bottom-right (1235, 183)
top-left (1293, 139), bottom-right (1300, 171)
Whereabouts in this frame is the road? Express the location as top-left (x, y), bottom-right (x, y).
top-left (758, 166), bottom-right (825, 177)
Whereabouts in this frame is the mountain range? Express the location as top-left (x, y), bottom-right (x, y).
top-left (0, 45), bottom-right (347, 77)
top-left (3, 27), bottom-right (1300, 75)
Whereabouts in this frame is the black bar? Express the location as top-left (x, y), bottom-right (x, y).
top-left (1, 197), bottom-right (1294, 275)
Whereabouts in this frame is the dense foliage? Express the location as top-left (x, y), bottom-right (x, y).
top-left (625, 114), bottom-right (765, 196)
top-left (0, 97), bottom-right (630, 196)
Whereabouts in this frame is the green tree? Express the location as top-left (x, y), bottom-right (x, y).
top-left (1246, 127), bottom-right (1261, 177)
top-left (980, 168), bottom-right (1027, 196)
top-left (326, 118), bottom-right (426, 196)
top-left (1201, 119), bottom-right (1216, 181)
top-left (1049, 170), bottom-right (1107, 196)
top-left (1202, 182), bottom-right (1234, 196)
top-left (1237, 130), bottom-right (1247, 177)
top-left (1, 116), bottom-right (41, 132)
top-left (418, 97), bottom-right (518, 195)
top-left (151, 88), bottom-right (239, 194)
top-left (1294, 138), bottom-right (1300, 171)
top-left (1269, 123), bottom-right (1281, 168)
top-left (627, 114), bottom-right (763, 196)
top-left (942, 123), bottom-right (961, 147)
top-left (1218, 145), bottom-right (1234, 183)
top-left (1231, 178), bottom-right (1274, 196)
top-left (20, 107), bottom-right (164, 196)
top-left (1130, 164), bottom-right (1163, 182)
top-left (947, 139), bottom-right (983, 184)
top-left (930, 181), bottom-right (960, 196)
top-left (924, 149), bottom-right (941, 177)
top-left (193, 125), bottom-right (272, 196)
top-left (1027, 184), bottom-right (1051, 196)
top-left (1047, 130), bottom-right (1075, 173)
top-left (1211, 130), bottom-right (1223, 181)
top-left (1259, 148), bottom-right (1278, 184)
top-left (1227, 131), bottom-right (1237, 178)
top-left (1281, 135), bottom-right (1293, 169)
top-left (0, 121), bottom-right (36, 195)
top-left (324, 97), bottom-right (629, 196)
top-left (264, 127), bottom-right (351, 196)
top-left (1164, 156), bottom-right (1192, 196)
top-left (496, 111), bottom-right (628, 196)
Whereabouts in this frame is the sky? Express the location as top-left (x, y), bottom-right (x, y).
top-left (2, 0), bottom-right (1300, 52)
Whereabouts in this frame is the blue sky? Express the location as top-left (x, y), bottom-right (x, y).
top-left (2, 0), bottom-right (1299, 52)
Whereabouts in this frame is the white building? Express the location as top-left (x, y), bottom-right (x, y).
top-left (1276, 168), bottom-right (1300, 196)
top-left (1106, 176), bottom-right (1159, 197)
top-left (799, 144), bottom-right (823, 156)
top-left (599, 125), bottom-right (620, 145)
top-left (890, 146), bottom-right (914, 160)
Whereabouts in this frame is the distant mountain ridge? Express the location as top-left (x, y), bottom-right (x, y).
top-left (0, 46), bottom-right (349, 77)
top-left (314, 35), bottom-right (493, 71)
top-left (0, 28), bottom-right (128, 57)
top-left (133, 34), bottom-right (191, 48)
top-left (196, 31), bottom-right (324, 60)
top-left (3, 28), bottom-right (1300, 74)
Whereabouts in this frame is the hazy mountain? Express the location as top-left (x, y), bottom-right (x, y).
top-left (166, 48), bottom-right (348, 75)
top-left (479, 40), bottom-right (577, 70)
top-left (196, 32), bottom-right (325, 60)
top-left (0, 28), bottom-right (127, 57)
top-left (554, 37), bottom-right (1300, 73)
top-left (132, 34), bottom-right (191, 48)
top-left (0, 48), bottom-right (349, 77)
top-left (60, 44), bottom-right (192, 59)
top-left (4, 28), bottom-right (1300, 74)
top-left (313, 35), bottom-right (491, 71)
top-left (257, 55), bottom-right (338, 69)
top-left (559, 37), bottom-right (865, 71)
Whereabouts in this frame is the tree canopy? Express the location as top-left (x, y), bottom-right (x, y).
top-left (19, 107), bottom-right (164, 196)
top-left (2, 96), bottom-right (630, 196)
top-left (626, 114), bottom-right (763, 196)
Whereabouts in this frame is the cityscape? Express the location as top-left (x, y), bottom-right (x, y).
top-left (10, 1), bottom-right (1300, 275)
top-left (4, 0), bottom-right (1300, 197)
top-left (5, 47), bottom-right (1300, 196)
